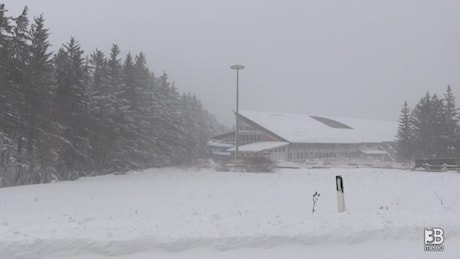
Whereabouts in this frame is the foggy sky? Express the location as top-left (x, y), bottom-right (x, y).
top-left (3, 0), bottom-right (460, 126)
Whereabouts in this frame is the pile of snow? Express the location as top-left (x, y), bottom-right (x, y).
top-left (0, 167), bottom-right (459, 258)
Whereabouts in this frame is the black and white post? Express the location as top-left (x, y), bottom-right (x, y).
top-left (336, 175), bottom-right (346, 213)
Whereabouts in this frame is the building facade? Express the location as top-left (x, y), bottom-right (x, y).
top-left (208, 111), bottom-right (398, 163)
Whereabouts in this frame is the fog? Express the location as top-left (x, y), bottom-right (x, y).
top-left (3, 0), bottom-right (460, 126)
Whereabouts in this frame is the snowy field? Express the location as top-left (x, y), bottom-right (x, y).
top-left (0, 167), bottom-right (459, 258)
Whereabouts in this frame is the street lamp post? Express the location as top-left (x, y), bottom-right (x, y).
top-left (230, 64), bottom-right (245, 162)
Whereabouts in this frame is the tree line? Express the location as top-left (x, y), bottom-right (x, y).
top-left (0, 5), bottom-right (225, 187)
top-left (396, 86), bottom-right (460, 162)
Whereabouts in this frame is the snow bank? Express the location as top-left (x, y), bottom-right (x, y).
top-left (0, 168), bottom-right (459, 258)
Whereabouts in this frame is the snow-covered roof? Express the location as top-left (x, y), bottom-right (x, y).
top-left (227, 142), bottom-right (289, 153)
top-left (239, 111), bottom-right (397, 143)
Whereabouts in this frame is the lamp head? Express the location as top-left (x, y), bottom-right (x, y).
top-left (230, 64), bottom-right (245, 70)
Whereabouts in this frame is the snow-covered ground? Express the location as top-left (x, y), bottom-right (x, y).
top-left (0, 167), bottom-right (459, 258)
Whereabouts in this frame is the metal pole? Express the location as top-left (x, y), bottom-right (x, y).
top-left (235, 69), bottom-right (239, 162)
top-left (230, 64), bottom-right (245, 163)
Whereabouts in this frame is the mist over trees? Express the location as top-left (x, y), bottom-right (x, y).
top-left (396, 86), bottom-right (460, 162)
top-left (0, 5), bottom-right (225, 187)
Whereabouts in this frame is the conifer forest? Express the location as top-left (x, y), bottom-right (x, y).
top-left (396, 86), bottom-right (460, 162)
top-left (0, 5), bottom-right (225, 187)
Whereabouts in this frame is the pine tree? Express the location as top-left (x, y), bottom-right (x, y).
top-left (151, 73), bottom-right (186, 165)
top-left (411, 92), bottom-right (447, 159)
top-left (443, 85), bottom-right (460, 156)
top-left (411, 92), bottom-right (433, 159)
top-left (120, 53), bottom-right (136, 109)
top-left (9, 6), bottom-right (31, 184)
top-left (430, 94), bottom-right (447, 156)
top-left (0, 4), bottom-right (19, 186)
top-left (27, 14), bottom-right (56, 183)
top-left (88, 49), bottom-right (112, 172)
top-left (105, 44), bottom-right (128, 172)
top-left (0, 4), bottom-right (10, 55)
top-left (0, 4), bottom-right (11, 83)
top-left (180, 92), bottom-right (226, 165)
top-left (9, 6), bottom-right (30, 85)
top-left (52, 37), bottom-right (91, 179)
top-left (108, 44), bottom-right (122, 86)
top-left (0, 3), bottom-right (15, 137)
top-left (116, 52), bottom-right (156, 168)
top-left (114, 53), bottom-right (136, 170)
top-left (396, 101), bottom-right (413, 162)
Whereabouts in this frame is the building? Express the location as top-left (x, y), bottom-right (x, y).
top-left (208, 111), bottom-right (398, 163)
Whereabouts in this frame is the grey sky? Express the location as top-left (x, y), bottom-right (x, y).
top-left (3, 0), bottom-right (460, 126)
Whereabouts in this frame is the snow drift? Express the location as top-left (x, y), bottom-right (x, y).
top-left (0, 167), bottom-right (459, 258)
